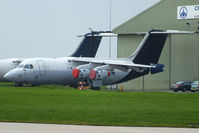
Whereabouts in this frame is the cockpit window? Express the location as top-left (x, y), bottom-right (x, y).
top-left (24, 64), bottom-right (34, 69)
top-left (17, 64), bottom-right (34, 69)
top-left (30, 64), bottom-right (34, 69)
top-left (24, 64), bottom-right (30, 69)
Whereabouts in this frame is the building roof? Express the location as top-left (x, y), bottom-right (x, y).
top-left (113, 0), bottom-right (199, 34)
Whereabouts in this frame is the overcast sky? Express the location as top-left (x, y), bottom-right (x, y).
top-left (0, 0), bottom-right (160, 59)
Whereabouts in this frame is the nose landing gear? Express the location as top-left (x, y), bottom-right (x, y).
top-left (14, 82), bottom-right (23, 87)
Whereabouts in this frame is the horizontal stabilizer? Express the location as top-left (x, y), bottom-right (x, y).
top-left (151, 64), bottom-right (164, 74)
top-left (78, 31), bottom-right (117, 37)
top-left (118, 30), bottom-right (195, 35)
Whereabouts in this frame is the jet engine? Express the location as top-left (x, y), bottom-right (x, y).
top-left (72, 68), bottom-right (90, 79)
top-left (89, 69), bottom-right (111, 80)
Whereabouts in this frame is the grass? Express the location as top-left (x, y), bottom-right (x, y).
top-left (0, 82), bottom-right (199, 127)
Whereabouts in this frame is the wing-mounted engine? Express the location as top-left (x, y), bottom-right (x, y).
top-left (89, 65), bottom-right (112, 89)
top-left (89, 65), bottom-right (111, 80)
top-left (72, 63), bottom-right (100, 79)
top-left (72, 68), bottom-right (90, 79)
top-left (90, 69), bottom-right (111, 80)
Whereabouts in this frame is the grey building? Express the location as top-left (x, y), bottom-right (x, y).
top-left (113, 0), bottom-right (199, 90)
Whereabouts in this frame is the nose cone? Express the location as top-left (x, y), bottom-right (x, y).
top-left (4, 69), bottom-right (21, 82)
top-left (4, 71), bottom-right (15, 81)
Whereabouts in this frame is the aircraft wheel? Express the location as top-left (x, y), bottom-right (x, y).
top-left (15, 82), bottom-right (23, 87)
top-left (14, 82), bottom-right (18, 87)
top-left (18, 83), bottom-right (23, 87)
top-left (182, 88), bottom-right (186, 92)
top-left (91, 87), bottom-right (100, 90)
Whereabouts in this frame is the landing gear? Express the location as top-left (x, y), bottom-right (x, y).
top-left (15, 82), bottom-right (23, 87)
top-left (89, 80), bottom-right (101, 90)
top-left (90, 87), bottom-right (100, 90)
top-left (88, 80), bottom-right (101, 90)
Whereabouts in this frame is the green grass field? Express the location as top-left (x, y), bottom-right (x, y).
top-left (0, 82), bottom-right (199, 127)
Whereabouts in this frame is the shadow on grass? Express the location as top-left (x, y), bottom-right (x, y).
top-left (0, 82), bottom-right (38, 88)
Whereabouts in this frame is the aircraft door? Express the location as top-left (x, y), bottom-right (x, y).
top-left (37, 60), bottom-right (46, 76)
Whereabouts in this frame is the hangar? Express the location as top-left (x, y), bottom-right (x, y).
top-left (113, 0), bottom-right (199, 90)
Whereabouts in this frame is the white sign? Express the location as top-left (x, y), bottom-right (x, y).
top-left (177, 5), bottom-right (199, 19)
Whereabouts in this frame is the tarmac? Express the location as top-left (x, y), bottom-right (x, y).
top-left (0, 122), bottom-right (199, 133)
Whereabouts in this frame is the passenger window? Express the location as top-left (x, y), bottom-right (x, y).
top-left (30, 64), bottom-right (34, 69)
top-left (24, 64), bottom-right (30, 69)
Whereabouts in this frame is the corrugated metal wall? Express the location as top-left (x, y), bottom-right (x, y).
top-left (115, 0), bottom-right (199, 90)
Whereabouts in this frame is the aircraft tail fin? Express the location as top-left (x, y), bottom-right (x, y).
top-left (71, 32), bottom-right (102, 57)
top-left (129, 30), bottom-right (168, 65)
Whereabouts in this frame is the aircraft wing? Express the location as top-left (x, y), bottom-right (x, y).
top-left (71, 57), bottom-right (154, 71)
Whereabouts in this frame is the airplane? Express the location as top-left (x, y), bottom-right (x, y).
top-left (0, 58), bottom-right (24, 82)
top-left (0, 31), bottom-right (103, 82)
top-left (3, 30), bottom-right (193, 89)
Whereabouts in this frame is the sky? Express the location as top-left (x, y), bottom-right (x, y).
top-left (0, 0), bottom-right (160, 59)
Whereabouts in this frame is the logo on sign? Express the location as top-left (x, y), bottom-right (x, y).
top-left (179, 6), bottom-right (188, 18)
top-left (195, 6), bottom-right (199, 11)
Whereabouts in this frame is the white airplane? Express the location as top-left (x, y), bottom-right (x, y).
top-left (0, 31), bottom-right (103, 82)
top-left (0, 58), bottom-right (24, 81)
top-left (3, 30), bottom-right (192, 89)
